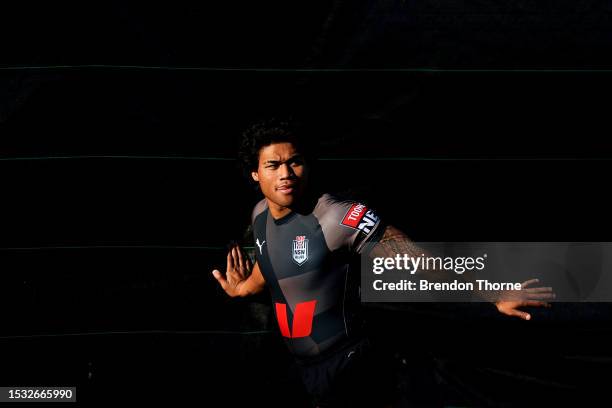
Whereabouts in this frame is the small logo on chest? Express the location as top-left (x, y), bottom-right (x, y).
top-left (292, 235), bottom-right (309, 266)
top-left (255, 238), bottom-right (266, 255)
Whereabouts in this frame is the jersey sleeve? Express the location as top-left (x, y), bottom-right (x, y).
top-left (251, 199), bottom-right (268, 225)
top-left (315, 194), bottom-right (385, 255)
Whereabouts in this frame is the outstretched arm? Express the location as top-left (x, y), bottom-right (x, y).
top-left (212, 244), bottom-right (266, 298)
top-left (368, 225), bottom-right (554, 320)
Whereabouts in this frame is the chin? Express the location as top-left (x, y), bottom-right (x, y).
top-left (279, 197), bottom-right (296, 207)
top-left (272, 194), bottom-right (297, 208)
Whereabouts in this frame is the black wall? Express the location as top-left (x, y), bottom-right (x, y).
top-left (2, 2), bottom-right (612, 406)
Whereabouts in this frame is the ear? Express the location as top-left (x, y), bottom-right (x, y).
top-left (251, 171), bottom-right (259, 182)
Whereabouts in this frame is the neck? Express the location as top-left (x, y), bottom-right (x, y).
top-left (268, 201), bottom-right (292, 219)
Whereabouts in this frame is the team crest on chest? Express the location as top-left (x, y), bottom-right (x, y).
top-left (292, 235), bottom-right (309, 266)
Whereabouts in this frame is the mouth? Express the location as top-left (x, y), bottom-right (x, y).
top-left (276, 183), bottom-right (297, 195)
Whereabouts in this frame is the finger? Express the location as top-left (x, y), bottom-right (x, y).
top-left (520, 279), bottom-right (539, 289)
top-left (242, 251), bottom-right (252, 274)
top-left (522, 300), bottom-right (551, 308)
top-left (527, 292), bottom-right (556, 300)
top-left (212, 269), bottom-right (229, 291)
top-left (231, 247), bottom-right (240, 271)
top-left (508, 309), bottom-right (531, 320)
top-left (525, 287), bottom-right (553, 293)
top-left (227, 249), bottom-right (234, 271)
top-left (236, 246), bottom-right (245, 270)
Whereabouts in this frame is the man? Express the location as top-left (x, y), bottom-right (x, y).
top-left (212, 119), bottom-right (553, 407)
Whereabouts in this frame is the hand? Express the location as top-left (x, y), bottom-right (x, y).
top-left (212, 243), bottom-right (253, 298)
top-left (495, 279), bottom-right (555, 320)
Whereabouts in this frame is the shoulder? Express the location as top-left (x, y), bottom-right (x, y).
top-left (313, 193), bottom-right (382, 252)
top-left (251, 199), bottom-right (268, 224)
top-left (313, 193), bottom-right (371, 227)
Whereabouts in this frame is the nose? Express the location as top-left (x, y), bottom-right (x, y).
top-left (279, 163), bottom-right (295, 180)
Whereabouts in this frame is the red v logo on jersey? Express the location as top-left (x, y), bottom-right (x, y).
top-left (275, 300), bottom-right (317, 338)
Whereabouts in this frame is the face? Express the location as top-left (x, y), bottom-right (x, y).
top-left (251, 142), bottom-right (309, 213)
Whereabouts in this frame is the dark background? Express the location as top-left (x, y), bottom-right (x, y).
top-left (2, 1), bottom-right (612, 406)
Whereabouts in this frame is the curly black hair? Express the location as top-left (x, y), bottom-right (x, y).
top-left (238, 118), bottom-right (315, 184)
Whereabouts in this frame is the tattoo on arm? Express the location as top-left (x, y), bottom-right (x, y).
top-left (371, 225), bottom-right (424, 259)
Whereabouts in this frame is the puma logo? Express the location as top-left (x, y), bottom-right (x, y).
top-left (256, 238), bottom-right (266, 255)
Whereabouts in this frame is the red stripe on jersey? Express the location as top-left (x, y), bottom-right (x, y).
top-left (275, 302), bottom-right (291, 338)
top-left (275, 300), bottom-right (317, 338)
top-left (291, 300), bottom-right (317, 338)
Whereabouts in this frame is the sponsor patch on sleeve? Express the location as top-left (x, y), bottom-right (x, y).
top-left (341, 203), bottom-right (379, 234)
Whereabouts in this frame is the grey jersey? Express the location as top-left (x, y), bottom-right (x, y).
top-left (251, 193), bottom-right (384, 358)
